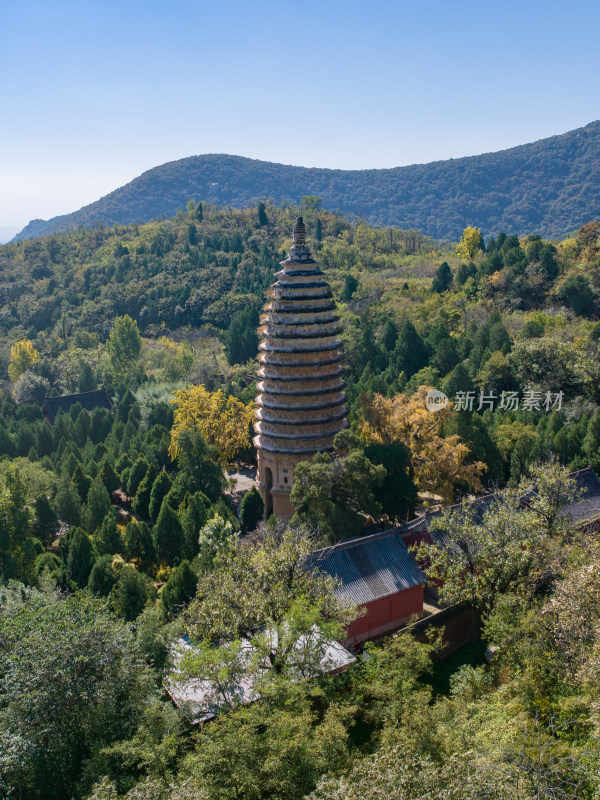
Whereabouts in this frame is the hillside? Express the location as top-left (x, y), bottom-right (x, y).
top-left (14, 121), bottom-right (600, 242)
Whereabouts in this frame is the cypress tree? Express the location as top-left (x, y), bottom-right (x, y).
top-left (66, 528), bottom-right (94, 588)
top-left (153, 502), bottom-right (184, 565)
top-left (72, 464), bottom-right (92, 503)
top-left (85, 476), bottom-right (112, 533)
top-left (128, 456), bottom-right (149, 497)
top-left (149, 471), bottom-right (173, 523)
top-left (55, 476), bottom-right (82, 527)
top-left (180, 491), bottom-right (211, 558)
top-left (132, 464), bottom-right (158, 520)
top-left (95, 508), bottom-right (122, 556)
top-left (240, 486), bottom-right (264, 533)
top-left (160, 560), bottom-right (197, 616)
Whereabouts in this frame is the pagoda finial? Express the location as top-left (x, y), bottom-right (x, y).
top-left (285, 216), bottom-right (314, 265)
top-left (292, 216), bottom-right (306, 246)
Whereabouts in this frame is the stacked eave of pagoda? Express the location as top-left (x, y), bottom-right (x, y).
top-left (253, 217), bottom-right (348, 456)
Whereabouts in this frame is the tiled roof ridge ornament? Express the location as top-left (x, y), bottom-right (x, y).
top-left (286, 215), bottom-right (314, 264)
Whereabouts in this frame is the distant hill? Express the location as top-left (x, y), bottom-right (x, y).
top-left (14, 121), bottom-right (600, 242)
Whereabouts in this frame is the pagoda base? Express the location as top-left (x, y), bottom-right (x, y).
top-left (257, 449), bottom-right (321, 519)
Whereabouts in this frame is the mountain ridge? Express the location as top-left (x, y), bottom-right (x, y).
top-left (14, 120), bottom-right (600, 242)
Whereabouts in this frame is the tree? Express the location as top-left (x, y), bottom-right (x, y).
top-left (149, 471), bottom-right (173, 523)
top-left (153, 501), bottom-right (184, 565)
top-left (127, 456), bottom-right (150, 497)
top-left (85, 476), bottom-right (112, 534)
top-left (240, 486), bottom-right (264, 533)
top-left (180, 490), bottom-right (212, 558)
top-left (341, 273), bottom-right (358, 301)
top-left (291, 450), bottom-right (385, 542)
top-left (160, 559), bottom-right (197, 616)
top-left (32, 493), bottom-right (59, 545)
top-left (456, 226), bottom-right (483, 261)
top-left (257, 202), bottom-right (268, 227)
top-left (124, 520), bottom-right (156, 571)
top-left (416, 463), bottom-right (579, 619)
top-left (88, 554), bottom-right (117, 596)
top-left (65, 527), bottom-right (94, 588)
top-left (72, 463), bottom-right (92, 502)
top-left (364, 442), bottom-right (418, 520)
top-left (557, 275), bottom-right (596, 317)
top-left (223, 308), bottom-right (259, 365)
top-left (197, 514), bottom-right (237, 571)
top-left (99, 458), bottom-right (120, 495)
top-left (55, 475), bottom-right (82, 527)
top-left (432, 261), bottom-right (453, 293)
top-left (95, 508), bottom-right (122, 556)
top-left (0, 593), bottom-right (155, 800)
top-left (8, 339), bottom-right (40, 381)
top-left (169, 385), bottom-right (253, 467)
top-left (391, 320), bottom-right (429, 379)
top-left (107, 315), bottom-right (142, 376)
top-left (360, 388), bottom-right (486, 504)
top-left (0, 467), bottom-right (32, 580)
top-left (13, 370), bottom-right (50, 404)
top-left (112, 564), bottom-right (154, 621)
top-left (132, 464), bottom-right (158, 520)
top-left (182, 528), bottom-right (357, 698)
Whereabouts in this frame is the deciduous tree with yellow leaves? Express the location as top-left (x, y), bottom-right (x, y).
top-left (169, 385), bottom-right (254, 467)
top-left (8, 339), bottom-right (40, 382)
top-left (456, 226), bottom-right (483, 261)
top-left (359, 386), bottom-right (485, 505)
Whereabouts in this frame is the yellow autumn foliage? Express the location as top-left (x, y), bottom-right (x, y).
top-left (456, 225), bottom-right (482, 261)
top-left (8, 339), bottom-right (40, 382)
top-left (359, 386), bottom-right (486, 505)
top-left (169, 384), bottom-right (254, 467)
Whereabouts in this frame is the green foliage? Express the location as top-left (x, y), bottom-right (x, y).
top-left (95, 508), bottom-right (122, 556)
top-left (240, 486), bottom-right (264, 533)
top-left (124, 520), bottom-right (155, 572)
top-left (291, 450), bottom-right (385, 543)
top-left (65, 527), bottom-right (94, 589)
top-left (153, 502), bottom-right (184, 566)
top-left (0, 592), bottom-right (155, 800)
top-left (148, 470), bottom-right (173, 523)
top-left (179, 490), bottom-right (212, 558)
top-left (88, 554), bottom-right (118, 596)
top-left (197, 514), bottom-right (236, 572)
top-left (85, 476), bottom-right (112, 534)
top-left (55, 474), bottom-right (82, 527)
top-left (107, 315), bottom-right (142, 376)
top-left (364, 442), bottom-right (418, 520)
top-left (223, 307), bottom-right (259, 365)
top-left (132, 465), bottom-right (158, 520)
top-left (112, 564), bottom-right (155, 621)
top-left (160, 559), bottom-right (197, 617)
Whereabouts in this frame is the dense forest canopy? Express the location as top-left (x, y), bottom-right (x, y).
top-left (2, 202), bottom-right (600, 799)
top-left (14, 119), bottom-right (600, 242)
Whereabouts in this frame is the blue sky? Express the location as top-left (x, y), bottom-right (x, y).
top-left (1, 0), bottom-right (599, 238)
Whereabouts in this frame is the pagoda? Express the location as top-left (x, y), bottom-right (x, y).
top-left (254, 216), bottom-right (347, 517)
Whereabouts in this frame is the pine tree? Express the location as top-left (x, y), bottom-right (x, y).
top-left (149, 471), bottom-right (173, 523)
top-left (66, 528), bottom-right (94, 588)
top-left (153, 502), bottom-right (184, 565)
top-left (88, 554), bottom-right (117, 596)
top-left (85, 476), bottom-right (112, 533)
top-left (392, 320), bottom-right (429, 379)
top-left (257, 202), bottom-right (268, 227)
top-left (180, 491), bottom-right (211, 558)
top-left (72, 464), bottom-right (92, 503)
top-left (55, 476), bottom-right (82, 527)
top-left (78, 362), bottom-right (96, 392)
top-left (132, 465), bottom-right (158, 520)
top-left (127, 456), bottom-right (149, 497)
top-left (32, 494), bottom-right (59, 545)
top-left (95, 508), bottom-right (122, 556)
top-left (432, 261), bottom-right (453, 293)
top-left (99, 458), bottom-right (120, 495)
top-left (160, 560), bottom-right (197, 616)
top-left (112, 565), bottom-right (153, 621)
top-left (124, 520), bottom-right (156, 571)
top-left (240, 486), bottom-right (264, 533)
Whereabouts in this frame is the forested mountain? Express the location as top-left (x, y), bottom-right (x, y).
top-left (3, 204), bottom-right (600, 799)
top-left (14, 120), bottom-right (600, 242)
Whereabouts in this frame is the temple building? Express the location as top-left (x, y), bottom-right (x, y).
top-left (254, 217), bottom-right (348, 517)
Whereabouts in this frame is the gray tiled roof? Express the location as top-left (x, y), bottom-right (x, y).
top-left (42, 388), bottom-right (112, 422)
top-left (309, 530), bottom-right (426, 606)
top-left (562, 467), bottom-right (600, 523)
